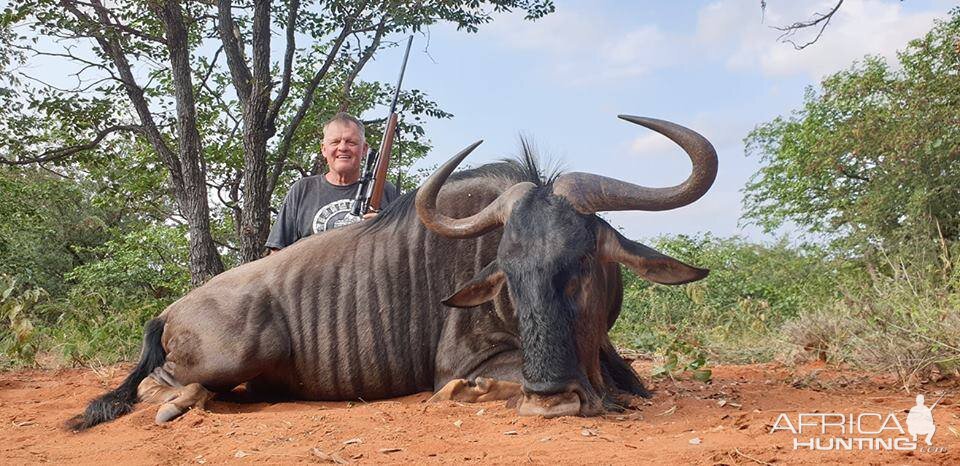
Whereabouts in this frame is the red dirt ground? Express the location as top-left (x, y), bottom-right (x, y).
top-left (1, 361), bottom-right (958, 465)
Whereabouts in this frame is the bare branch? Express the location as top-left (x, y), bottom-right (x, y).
top-left (37, 164), bottom-right (72, 179)
top-left (73, 0), bottom-right (168, 43)
top-left (338, 14), bottom-right (389, 112)
top-left (216, 0), bottom-right (252, 105)
top-left (198, 45), bottom-right (224, 91)
top-left (268, 1), bottom-right (370, 194)
top-left (9, 43), bottom-right (118, 78)
top-left (0, 124), bottom-right (141, 165)
top-left (266, 0), bottom-right (301, 127)
top-left (772, 0), bottom-right (844, 50)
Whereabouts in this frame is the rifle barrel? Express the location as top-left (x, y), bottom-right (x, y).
top-left (389, 36), bottom-right (414, 114)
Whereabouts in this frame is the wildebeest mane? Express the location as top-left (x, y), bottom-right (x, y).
top-left (363, 139), bottom-right (560, 232)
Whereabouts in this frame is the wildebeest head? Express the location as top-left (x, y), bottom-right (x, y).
top-left (415, 115), bottom-right (718, 417)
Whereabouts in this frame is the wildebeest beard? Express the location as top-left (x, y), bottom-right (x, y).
top-left (499, 188), bottom-right (605, 409)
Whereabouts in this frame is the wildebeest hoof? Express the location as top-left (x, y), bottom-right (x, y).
top-left (429, 377), bottom-right (522, 403)
top-left (155, 403), bottom-right (185, 424)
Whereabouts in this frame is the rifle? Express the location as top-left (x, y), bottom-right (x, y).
top-left (351, 35), bottom-right (413, 217)
top-left (930, 391), bottom-right (948, 410)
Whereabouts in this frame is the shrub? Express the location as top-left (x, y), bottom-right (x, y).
top-left (612, 234), bottom-right (840, 365)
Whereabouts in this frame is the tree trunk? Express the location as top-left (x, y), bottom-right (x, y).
top-left (240, 0), bottom-right (273, 263)
top-left (156, 0), bottom-right (225, 285)
top-left (239, 130), bottom-right (271, 263)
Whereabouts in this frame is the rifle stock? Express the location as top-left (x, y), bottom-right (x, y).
top-left (351, 35), bottom-right (412, 217)
top-left (369, 113), bottom-right (398, 211)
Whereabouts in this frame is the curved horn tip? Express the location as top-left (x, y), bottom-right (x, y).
top-left (452, 140), bottom-right (484, 161)
top-left (617, 114), bottom-right (653, 125)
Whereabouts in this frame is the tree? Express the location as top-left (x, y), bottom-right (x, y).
top-left (0, 0), bottom-right (554, 285)
top-left (744, 8), bottom-right (960, 257)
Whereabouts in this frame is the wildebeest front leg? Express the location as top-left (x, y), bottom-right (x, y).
top-left (428, 377), bottom-right (521, 403)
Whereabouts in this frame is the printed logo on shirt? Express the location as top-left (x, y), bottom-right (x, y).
top-left (312, 199), bottom-right (361, 233)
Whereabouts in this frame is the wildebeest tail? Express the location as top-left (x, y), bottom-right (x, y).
top-left (66, 318), bottom-right (166, 431)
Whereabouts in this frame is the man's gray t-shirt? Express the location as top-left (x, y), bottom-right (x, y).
top-left (265, 176), bottom-right (399, 249)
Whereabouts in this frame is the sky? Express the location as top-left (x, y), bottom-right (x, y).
top-left (355, 0), bottom-right (955, 241)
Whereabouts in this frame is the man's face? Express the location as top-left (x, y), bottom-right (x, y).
top-left (322, 120), bottom-right (367, 178)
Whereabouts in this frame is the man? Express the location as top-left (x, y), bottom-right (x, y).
top-left (265, 112), bottom-right (399, 253)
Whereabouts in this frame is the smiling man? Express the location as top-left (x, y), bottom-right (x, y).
top-left (265, 112), bottom-right (399, 253)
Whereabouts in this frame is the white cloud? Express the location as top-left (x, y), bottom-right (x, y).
top-left (483, 0), bottom-right (942, 86)
top-left (628, 113), bottom-right (749, 160)
top-left (629, 131), bottom-right (678, 157)
top-left (696, 0), bottom-right (942, 80)
top-left (485, 9), bottom-right (682, 85)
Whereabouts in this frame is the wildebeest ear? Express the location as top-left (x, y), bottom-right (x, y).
top-left (443, 261), bottom-right (506, 308)
top-left (598, 226), bottom-right (709, 285)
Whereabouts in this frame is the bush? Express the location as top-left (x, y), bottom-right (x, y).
top-left (612, 234), bottom-right (840, 366)
top-left (0, 274), bottom-right (47, 367)
top-left (47, 224), bottom-right (189, 364)
top-left (785, 240), bottom-right (960, 385)
top-left (0, 224), bottom-right (190, 367)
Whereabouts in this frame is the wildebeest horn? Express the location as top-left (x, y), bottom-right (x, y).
top-left (417, 141), bottom-right (535, 238)
top-left (552, 115), bottom-right (718, 213)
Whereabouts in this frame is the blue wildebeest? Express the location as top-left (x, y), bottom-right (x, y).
top-left (68, 115), bottom-right (716, 429)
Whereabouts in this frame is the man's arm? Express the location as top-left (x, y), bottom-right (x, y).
top-left (264, 182), bottom-right (302, 253)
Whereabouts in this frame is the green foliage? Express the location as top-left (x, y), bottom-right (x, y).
top-left (0, 274), bottom-right (47, 366)
top-left (0, 168), bottom-right (188, 366)
top-left (66, 224), bottom-right (191, 301)
top-left (0, 167), bottom-right (114, 295)
top-left (744, 9), bottom-right (960, 255)
top-left (612, 234), bottom-right (841, 365)
top-left (43, 224), bottom-right (189, 363)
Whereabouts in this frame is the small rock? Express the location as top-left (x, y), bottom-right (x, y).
top-left (379, 447), bottom-right (403, 454)
top-left (234, 450), bottom-right (249, 458)
top-left (311, 448), bottom-right (348, 464)
top-left (475, 409), bottom-right (485, 416)
top-left (689, 437), bottom-right (702, 445)
top-left (453, 419), bottom-right (463, 428)
top-left (343, 438), bottom-right (363, 445)
top-left (195, 455), bottom-right (206, 464)
top-left (659, 405), bottom-right (677, 416)
top-left (503, 430), bottom-right (518, 435)
top-left (581, 429), bottom-right (598, 437)
top-left (540, 436), bottom-right (552, 442)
